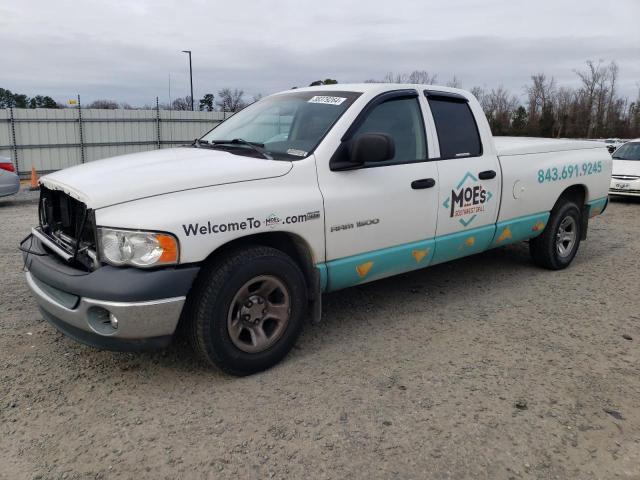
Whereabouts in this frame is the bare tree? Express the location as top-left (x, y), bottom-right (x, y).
top-left (481, 86), bottom-right (519, 135)
top-left (171, 96), bottom-right (193, 111)
top-left (446, 76), bottom-right (462, 88)
top-left (574, 60), bottom-right (610, 137)
top-left (407, 71), bottom-right (438, 85)
top-left (470, 86), bottom-right (486, 107)
top-left (553, 87), bottom-right (575, 137)
top-left (631, 83), bottom-right (640, 136)
top-left (382, 72), bottom-right (401, 83)
top-left (216, 88), bottom-right (246, 112)
top-left (606, 62), bottom-right (619, 117)
top-left (600, 61), bottom-right (621, 136)
top-left (378, 70), bottom-right (438, 85)
top-left (526, 73), bottom-right (556, 131)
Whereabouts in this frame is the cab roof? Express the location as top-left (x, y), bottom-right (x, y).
top-left (281, 83), bottom-right (472, 98)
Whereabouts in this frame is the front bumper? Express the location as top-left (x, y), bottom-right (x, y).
top-left (609, 177), bottom-right (640, 197)
top-left (0, 173), bottom-right (20, 197)
top-left (22, 235), bottom-right (199, 351)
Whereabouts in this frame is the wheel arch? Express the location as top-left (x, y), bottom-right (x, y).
top-left (195, 231), bottom-right (321, 318)
top-left (555, 184), bottom-right (589, 240)
top-left (556, 184), bottom-right (588, 210)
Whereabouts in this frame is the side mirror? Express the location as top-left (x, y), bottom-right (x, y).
top-left (349, 133), bottom-right (395, 165)
top-left (329, 132), bottom-right (395, 171)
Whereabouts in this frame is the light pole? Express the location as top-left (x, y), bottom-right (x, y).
top-left (182, 50), bottom-right (194, 111)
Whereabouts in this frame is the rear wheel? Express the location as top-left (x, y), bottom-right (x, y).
top-left (187, 246), bottom-right (307, 376)
top-left (529, 200), bottom-right (582, 270)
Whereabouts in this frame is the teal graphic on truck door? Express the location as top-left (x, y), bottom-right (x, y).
top-left (441, 171), bottom-right (493, 227)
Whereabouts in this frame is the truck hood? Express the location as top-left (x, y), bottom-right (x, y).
top-left (612, 159), bottom-right (640, 176)
top-left (40, 147), bottom-right (293, 209)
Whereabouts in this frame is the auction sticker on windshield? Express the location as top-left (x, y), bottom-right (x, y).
top-left (308, 96), bottom-right (347, 105)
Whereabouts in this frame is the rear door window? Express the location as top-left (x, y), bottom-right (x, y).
top-left (426, 93), bottom-right (482, 160)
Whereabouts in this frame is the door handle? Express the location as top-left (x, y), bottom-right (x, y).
top-left (411, 178), bottom-right (436, 189)
top-left (478, 170), bottom-right (496, 180)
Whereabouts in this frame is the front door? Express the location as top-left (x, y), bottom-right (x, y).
top-left (316, 90), bottom-right (440, 291)
top-left (425, 91), bottom-right (502, 264)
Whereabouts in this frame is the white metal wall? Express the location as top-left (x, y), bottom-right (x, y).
top-left (0, 108), bottom-right (230, 177)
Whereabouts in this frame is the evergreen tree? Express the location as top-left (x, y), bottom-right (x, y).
top-left (511, 106), bottom-right (528, 135)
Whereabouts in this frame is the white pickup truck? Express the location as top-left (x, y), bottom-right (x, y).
top-left (22, 84), bottom-right (611, 375)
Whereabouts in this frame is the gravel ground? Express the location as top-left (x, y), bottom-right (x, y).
top-left (1, 189), bottom-right (639, 480)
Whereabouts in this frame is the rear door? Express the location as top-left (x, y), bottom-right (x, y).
top-left (425, 90), bottom-right (502, 264)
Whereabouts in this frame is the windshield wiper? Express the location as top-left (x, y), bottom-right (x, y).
top-left (209, 138), bottom-right (272, 159)
top-left (192, 138), bottom-right (210, 147)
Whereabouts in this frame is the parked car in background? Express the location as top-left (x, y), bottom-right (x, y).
top-left (604, 138), bottom-right (624, 154)
top-left (609, 139), bottom-right (640, 197)
top-left (0, 157), bottom-right (20, 197)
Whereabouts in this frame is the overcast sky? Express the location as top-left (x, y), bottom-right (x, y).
top-left (1, 0), bottom-right (638, 106)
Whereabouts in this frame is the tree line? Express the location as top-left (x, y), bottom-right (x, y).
top-left (0, 88), bottom-right (60, 109)
top-left (0, 87), bottom-right (259, 112)
top-left (475, 61), bottom-right (639, 139)
top-left (2, 61), bottom-right (638, 138)
top-left (88, 88), bottom-right (263, 112)
top-left (366, 60), bottom-right (640, 139)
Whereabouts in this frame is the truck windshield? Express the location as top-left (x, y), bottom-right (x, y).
top-left (612, 142), bottom-right (640, 161)
top-left (200, 91), bottom-right (361, 160)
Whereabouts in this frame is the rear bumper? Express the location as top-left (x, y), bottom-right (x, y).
top-left (22, 235), bottom-right (200, 351)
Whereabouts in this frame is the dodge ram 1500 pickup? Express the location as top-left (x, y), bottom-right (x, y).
top-left (22, 84), bottom-right (612, 375)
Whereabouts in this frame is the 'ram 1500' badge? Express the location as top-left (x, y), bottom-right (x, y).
top-left (330, 218), bottom-right (379, 233)
top-left (442, 171), bottom-right (493, 227)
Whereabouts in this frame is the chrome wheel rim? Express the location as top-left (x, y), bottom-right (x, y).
top-left (226, 275), bottom-right (291, 353)
top-left (556, 216), bottom-right (577, 258)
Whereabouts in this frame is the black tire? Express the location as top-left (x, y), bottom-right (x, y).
top-left (186, 246), bottom-right (307, 376)
top-left (529, 200), bottom-right (582, 270)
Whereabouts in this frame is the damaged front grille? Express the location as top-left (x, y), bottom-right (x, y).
top-left (38, 186), bottom-right (98, 270)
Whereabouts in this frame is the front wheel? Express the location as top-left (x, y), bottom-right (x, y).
top-left (529, 200), bottom-right (582, 270)
top-left (187, 246), bottom-right (307, 376)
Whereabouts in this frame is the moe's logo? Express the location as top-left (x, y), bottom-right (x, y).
top-left (265, 213), bottom-right (282, 228)
top-left (443, 172), bottom-right (492, 227)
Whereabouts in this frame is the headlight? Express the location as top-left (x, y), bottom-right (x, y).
top-left (97, 228), bottom-right (179, 268)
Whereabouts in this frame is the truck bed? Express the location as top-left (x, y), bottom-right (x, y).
top-left (495, 136), bottom-right (610, 223)
top-left (494, 137), bottom-right (604, 156)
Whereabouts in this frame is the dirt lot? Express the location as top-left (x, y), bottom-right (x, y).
top-left (1, 189), bottom-right (639, 480)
